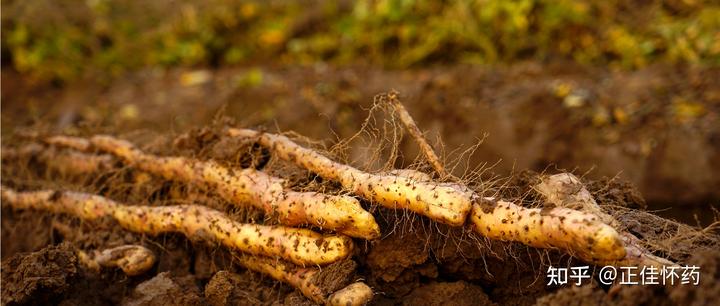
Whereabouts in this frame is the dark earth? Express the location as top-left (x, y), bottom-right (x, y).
top-left (2, 63), bottom-right (719, 305)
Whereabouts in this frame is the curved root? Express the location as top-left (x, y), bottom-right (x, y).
top-left (237, 256), bottom-right (373, 305)
top-left (1, 186), bottom-right (353, 266)
top-left (470, 198), bottom-right (626, 263)
top-left (45, 135), bottom-right (380, 239)
top-left (78, 245), bottom-right (156, 276)
top-left (226, 128), bottom-right (472, 226)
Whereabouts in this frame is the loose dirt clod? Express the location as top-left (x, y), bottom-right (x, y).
top-left (122, 272), bottom-right (202, 306)
top-left (402, 281), bottom-right (496, 306)
top-left (44, 135), bottom-right (380, 240)
top-left (1, 242), bottom-right (79, 306)
top-left (0, 186), bottom-right (353, 266)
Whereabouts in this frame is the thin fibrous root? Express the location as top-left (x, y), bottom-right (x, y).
top-left (44, 135), bottom-right (380, 240)
top-left (78, 244), bottom-right (156, 276)
top-left (379, 91), bottom-right (449, 178)
top-left (226, 128), bottom-right (472, 226)
top-left (470, 198), bottom-right (626, 263)
top-left (0, 186), bottom-right (353, 266)
top-left (535, 173), bottom-right (676, 267)
top-left (237, 255), bottom-right (373, 305)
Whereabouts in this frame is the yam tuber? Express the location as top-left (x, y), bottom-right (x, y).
top-left (327, 282), bottom-right (374, 306)
top-left (470, 197), bottom-right (626, 263)
top-left (45, 135), bottom-right (380, 239)
top-left (226, 128), bottom-right (473, 226)
top-left (78, 244), bottom-right (156, 276)
top-left (237, 255), bottom-right (373, 305)
top-left (0, 186), bottom-right (353, 266)
top-left (228, 128), bottom-right (631, 263)
top-left (535, 173), bottom-right (676, 267)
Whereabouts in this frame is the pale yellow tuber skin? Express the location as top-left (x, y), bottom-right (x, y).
top-left (79, 245), bottom-right (156, 276)
top-left (0, 186), bottom-right (353, 266)
top-left (227, 128), bottom-right (631, 262)
top-left (470, 197), bottom-right (627, 263)
top-left (40, 133), bottom-right (630, 264)
top-left (237, 255), bottom-right (326, 304)
top-left (326, 282), bottom-right (373, 306)
top-left (384, 169), bottom-right (432, 183)
top-left (535, 173), bottom-right (676, 267)
top-left (45, 135), bottom-right (380, 240)
top-left (226, 128), bottom-right (473, 226)
top-left (535, 173), bottom-right (615, 225)
top-left (237, 256), bottom-right (373, 306)
top-left (93, 245), bottom-right (156, 276)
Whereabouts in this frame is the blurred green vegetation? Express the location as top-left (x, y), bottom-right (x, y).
top-left (3, 0), bottom-right (719, 82)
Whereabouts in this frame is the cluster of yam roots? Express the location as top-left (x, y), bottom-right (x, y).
top-left (1, 93), bottom-right (679, 305)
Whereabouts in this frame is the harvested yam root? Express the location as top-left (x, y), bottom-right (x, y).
top-left (228, 128), bottom-right (629, 263)
top-left (44, 135), bottom-right (380, 239)
top-left (535, 173), bottom-right (615, 225)
top-left (470, 198), bottom-right (626, 263)
top-left (0, 186), bottom-right (353, 265)
top-left (237, 255), bottom-right (373, 305)
top-left (535, 173), bottom-right (675, 267)
top-left (226, 128), bottom-right (473, 226)
top-left (327, 282), bottom-right (374, 306)
top-left (78, 245), bottom-right (156, 276)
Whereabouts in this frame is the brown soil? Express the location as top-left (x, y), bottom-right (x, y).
top-left (3, 63), bottom-right (718, 215)
top-left (2, 63), bottom-right (719, 305)
top-left (1, 242), bottom-right (78, 306)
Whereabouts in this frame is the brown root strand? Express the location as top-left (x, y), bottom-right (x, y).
top-left (45, 135), bottom-right (380, 240)
top-left (0, 186), bottom-right (353, 266)
top-left (380, 91), bottom-right (448, 178)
